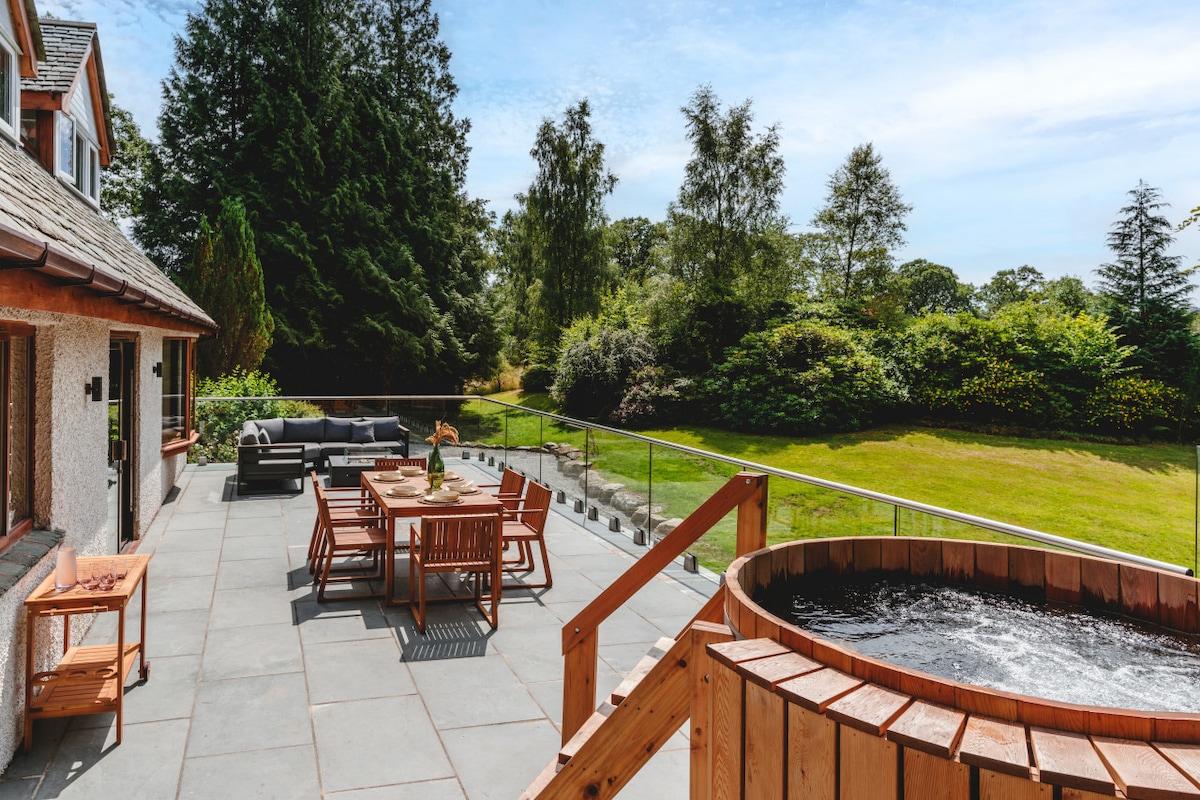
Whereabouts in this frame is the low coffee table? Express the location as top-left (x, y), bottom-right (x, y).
top-left (327, 453), bottom-right (390, 487)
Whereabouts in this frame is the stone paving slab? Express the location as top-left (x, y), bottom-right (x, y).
top-left (2, 463), bottom-right (717, 798)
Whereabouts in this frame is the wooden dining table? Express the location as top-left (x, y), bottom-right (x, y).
top-left (360, 470), bottom-right (504, 606)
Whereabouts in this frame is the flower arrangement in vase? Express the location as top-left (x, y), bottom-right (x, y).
top-left (425, 419), bottom-right (459, 490)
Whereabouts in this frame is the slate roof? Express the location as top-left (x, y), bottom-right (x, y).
top-left (0, 143), bottom-right (215, 327)
top-left (20, 19), bottom-right (93, 94)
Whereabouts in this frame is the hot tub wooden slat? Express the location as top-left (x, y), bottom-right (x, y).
top-left (744, 680), bottom-right (784, 800)
top-left (942, 540), bottom-right (975, 585)
top-left (1154, 743), bottom-right (1200, 785)
top-left (1121, 566), bottom-right (1160, 624)
top-left (1046, 551), bottom-right (1083, 605)
top-left (853, 538), bottom-right (882, 573)
top-left (736, 652), bottom-right (821, 690)
top-left (776, 668), bottom-right (863, 713)
top-left (880, 537), bottom-right (909, 573)
top-left (886, 700), bottom-right (966, 758)
top-left (904, 747), bottom-right (971, 799)
top-left (709, 651), bottom-right (742, 800)
top-left (980, 768), bottom-right (1053, 799)
top-left (787, 703), bottom-right (835, 799)
top-left (959, 715), bottom-right (1033, 778)
top-left (1157, 574), bottom-right (1198, 633)
top-left (1062, 790), bottom-right (1121, 800)
top-left (977, 543), bottom-right (1010, 589)
top-left (1030, 727), bottom-right (1116, 795)
top-left (840, 725), bottom-right (898, 800)
top-left (1093, 737), bottom-right (1200, 800)
top-left (707, 638), bottom-right (789, 671)
top-left (910, 538), bottom-right (942, 578)
top-left (826, 683), bottom-right (911, 735)
top-left (829, 539), bottom-right (853, 575)
top-left (1081, 557), bottom-right (1120, 612)
top-left (1009, 547), bottom-right (1046, 594)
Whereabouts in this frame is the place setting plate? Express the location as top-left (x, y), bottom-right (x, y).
top-left (373, 472), bottom-right (406, 482)
top-left (418, 495), bottom-right (464, 506)
top-left (386, 485), bottom-right (423, 498)
top-left (443, 481), bottom-right (480, 495)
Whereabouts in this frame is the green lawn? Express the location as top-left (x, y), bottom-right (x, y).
top-left (457, 393), bottom-right (1198, 572)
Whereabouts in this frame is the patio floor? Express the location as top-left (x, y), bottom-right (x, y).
top-left (1, 461), bottom-right (717, 799)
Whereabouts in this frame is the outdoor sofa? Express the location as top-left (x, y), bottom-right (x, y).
top-left (237, 415), bottom-right (411, 491)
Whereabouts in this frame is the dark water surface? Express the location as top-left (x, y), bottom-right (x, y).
top-left (769, 578), bottom-right (1200, 713)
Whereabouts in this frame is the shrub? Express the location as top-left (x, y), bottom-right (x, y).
top-left (705, 321), bottom-right (903, 434)
top-left (552, 324), bottom-right (656, 419)
top-left (191, 370), bottom-right (319, 463)
top-left (1083, 377), bottom-right (1183, 435)
top-left (610, 367), bottom-right (693, 428)
top-left (520, 364), bottom-right (556, 393)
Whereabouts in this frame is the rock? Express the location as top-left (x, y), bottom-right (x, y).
top-left (561, 461), bottom-right (587, 478)
top-left (610, 491), bottom-right (643, 514)
top-left (598, 483), bottom-right (623, 502)
top-left (653, 518), bottom-right (684, 537)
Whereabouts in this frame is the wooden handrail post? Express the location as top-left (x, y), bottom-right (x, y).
top-left (735, 473), bottom-right (768, 558)
top-left (562, 629), bottom-right (598, 744)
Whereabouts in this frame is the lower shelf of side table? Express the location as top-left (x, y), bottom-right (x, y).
top-left (29, 642), bottom-right (143, 719)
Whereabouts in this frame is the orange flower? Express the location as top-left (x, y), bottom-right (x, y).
top-left (425, 419), bottom-right (459, 446)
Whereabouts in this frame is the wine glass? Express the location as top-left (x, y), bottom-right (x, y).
top-left (79, 564), bottom-right (99, 591)
top-left (98, 561), bottom-right (116, 591)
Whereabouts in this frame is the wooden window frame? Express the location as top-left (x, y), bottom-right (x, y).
top-left (160, 337), bottom-right (198, 458)
top-left (1, 321), bottom-right (35, 548)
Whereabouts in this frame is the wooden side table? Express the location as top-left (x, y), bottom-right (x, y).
top-left (23, 553), bottom-right (150, 751)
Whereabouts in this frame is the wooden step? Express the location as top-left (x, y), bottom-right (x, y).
top-left (610, 637), bottom-right (674, 707)
top-left (559, 702), bottom-right (615, 766)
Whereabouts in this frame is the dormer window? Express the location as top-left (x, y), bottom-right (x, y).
top-left (0, 36), bottom-right (16, 140)
top-left (55, 111), bottom-right (99, 205)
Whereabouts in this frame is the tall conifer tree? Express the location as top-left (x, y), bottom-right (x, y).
top-left (192, 197), bottom-right (274, 377)
top-left (135, 0), bottom-right (497, 392)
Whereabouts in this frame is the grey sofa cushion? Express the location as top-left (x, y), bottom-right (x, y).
top-left (324, 417), bottom-right (353, 442)
top-left (350, 420), bottom-right (376, 444)
top-left (257, 428), bottom-right (271, 445)
top-left (284, 417), bottom-right (325, 442)
top-left (258, 417), bottom-right (285, 443)
top-left (240, 421), bottom-right (260, 445)
top-left (364, 416), bottom-right (401, 441)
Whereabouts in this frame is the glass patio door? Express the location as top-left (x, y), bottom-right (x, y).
top-left (107, 339), bottom-right (135, 550)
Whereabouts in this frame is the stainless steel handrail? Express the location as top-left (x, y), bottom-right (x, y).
top-left (198, 393), bottom-right (1194, 575)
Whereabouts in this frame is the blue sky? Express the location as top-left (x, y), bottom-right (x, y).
top-left (39, 0), bottom-right (1200, 286)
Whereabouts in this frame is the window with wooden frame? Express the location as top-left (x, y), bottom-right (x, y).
top-left (1, 322), bottom-right (35, 544)
top-left (161, 338), bottom-right (197, 456)
top-left (0, 35), bottom-right (16, 141)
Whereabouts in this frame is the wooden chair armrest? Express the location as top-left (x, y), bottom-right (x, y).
top-left (508, 506), bottom-right (547, 517)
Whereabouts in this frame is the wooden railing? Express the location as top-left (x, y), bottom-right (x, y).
top-left (559, 472), bottom-right (769, 744)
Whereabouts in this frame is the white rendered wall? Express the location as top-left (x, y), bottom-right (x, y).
top-left (0, 306), bottom-right (193, 771)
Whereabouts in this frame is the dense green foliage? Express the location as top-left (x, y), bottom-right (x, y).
top-left (100, 98), bottom-right (150, 224)
top-left (706, 320), bottom-right (901, 434)
top-left (521, 101), bottom-right (617, 354)
top-left (1096, 181), bottom-right (1200, 390)
top-left (191, 370), bottom-right (321, 463)
top-left (191, 197), bottom-right (274, 377)
top-left (136, 0), bottom-right (498, 393)
top-left (666, 85), bottom-right (785, 300)
top-left (812, 142), bottom-right (911, 300)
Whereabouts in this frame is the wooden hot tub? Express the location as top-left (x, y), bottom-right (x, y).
top-left (706, 537), bottom-right (1200, 799)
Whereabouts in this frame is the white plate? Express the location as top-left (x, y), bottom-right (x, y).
top-left (374, 472), bottom-right (404, 482)
top-left (387, 485), bottom-right (422, 498)
top-left (419, 496), bottom-right (463, 506)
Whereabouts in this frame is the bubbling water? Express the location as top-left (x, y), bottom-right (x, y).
top-left (775, 578), bottom-right (1200, 713)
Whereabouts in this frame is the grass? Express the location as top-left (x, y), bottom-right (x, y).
top-left (456, 392), bottom-right (1198, 572)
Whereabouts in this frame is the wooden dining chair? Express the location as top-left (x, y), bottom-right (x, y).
top-left (501, 480), bottom-right (553, 590)
top-left (479, 467), bottom-right (527, 519)
top-left (313, 480), bottom-right (388, 601)
top-left (375, 456), bottom-right (427, 471)
top-left (306, 471), bottom-right (383, 573)
top-left (408, 513), bottom-right (501, 632)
